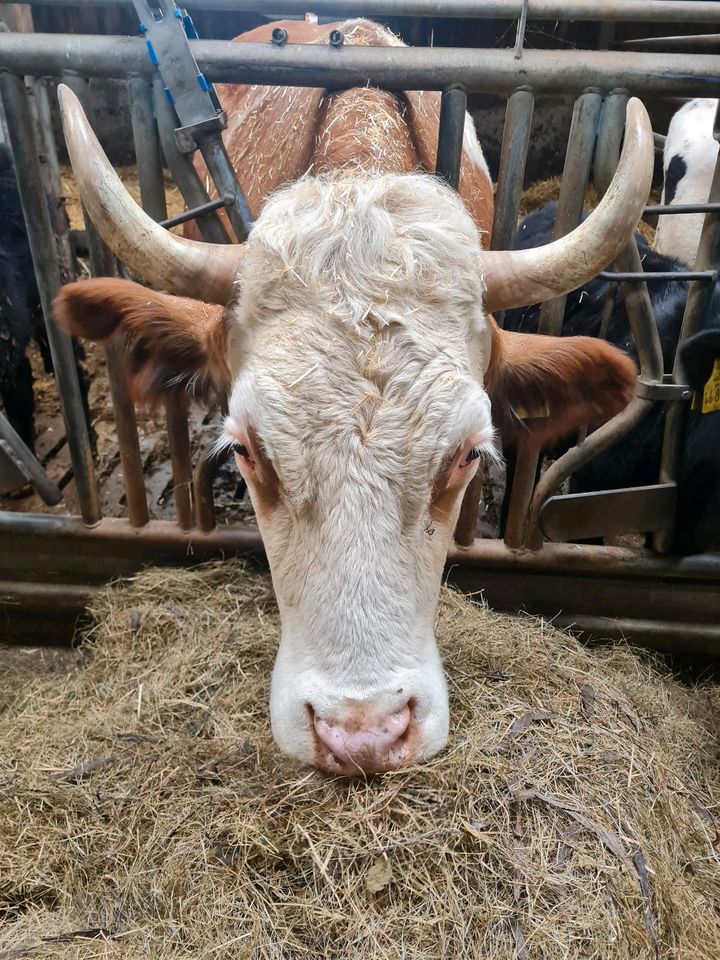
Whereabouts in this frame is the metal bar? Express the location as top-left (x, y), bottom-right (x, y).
top-left (1, 36), bottom-right (720, 97)
top-left (655, 101), bottom-right (720, 554)
top-left (539, 483), bottom-right (676, 542)
top-left (0, 413), bottom-right (62, 505)
top-left (63, 73), bottom-right (150, 530)
top-left (128, 75), bottom-right (167, 222)
top-left (196, 135), bottom-right (252, 241)
top-left (192, 444), bottom-right (226, 532)
top-left (504, 90), bottom-right (602, 549)
top-left (453, 472), bottom-right (483, 548)
top-left (14, 0), bottom-right (720, 23)
top-left (0, 71), bottom-right (100, 525)
top-left (435, 85), bottom-right (466, 190)
top-left (152, 76), bottom-right (230, 244)
top-left (512, 0), bottom-right (529, 59)
top-left (165, 397), bottom-right (194, 530)
top-left (538, 91), bottom-right (603, 337)
top-left (490, 88), bottom-right (534, 257)
top-left (645, 202), bottom-right (720, 216)
top-left (159, 195), bottom-right (227, 229)
top-left (619, 33), bottom-right (720, 52)
top-left (2, 510), bottom-right (720, 578)
top-left (599, 270), bottom-right (716, 282)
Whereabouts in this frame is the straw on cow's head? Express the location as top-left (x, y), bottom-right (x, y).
top-left (54, 84), bottom-right (652, 775)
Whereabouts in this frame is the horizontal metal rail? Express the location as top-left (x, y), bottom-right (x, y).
top-left (598, 270), bottom-right (716, 282)
top-left (14, 0), bottom-right (720, 23)
top-left (2, 514), bottom-right (718, 652)
top-left (619, 33), bottom-right (720, 51)
top-left (645, 202), bottom-right (720, 216)
top-left (159, 195), bottom-right (231, 229)
top-left (1, 35), bottom-right (720, 97)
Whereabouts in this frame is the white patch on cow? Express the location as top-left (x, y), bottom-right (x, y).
top-left (463, 114), bottom-right (491, 180)
top-left (222, 172), bottom-right (495, 768)
top-left (654, 98), bottom-right (719, 268)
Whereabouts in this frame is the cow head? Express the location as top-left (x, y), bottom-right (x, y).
top-left (54, 87), bottom-right (651, 774)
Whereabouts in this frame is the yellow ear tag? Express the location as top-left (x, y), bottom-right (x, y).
top-left (512, 402), bottom-right (551, 421)
top-left (701, 358), bottom-right (720, 414)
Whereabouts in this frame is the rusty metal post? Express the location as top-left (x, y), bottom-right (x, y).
top-left (165, 397), bottom-right (194, 530)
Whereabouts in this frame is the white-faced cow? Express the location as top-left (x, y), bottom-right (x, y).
top-left (654, 97), bottom-right (718, 268)
top-left (53, 20), bottom-right (652, 775)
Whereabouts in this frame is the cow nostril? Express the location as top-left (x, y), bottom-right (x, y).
top-left (310, 702), bottom-right (414, 774)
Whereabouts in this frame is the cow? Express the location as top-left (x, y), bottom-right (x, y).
top-left (653, 98), bottom-right (718, 269)
top-left (504, 200), bottom-right (720, 555)
top-left (52, 20), bottom-right (653, 775)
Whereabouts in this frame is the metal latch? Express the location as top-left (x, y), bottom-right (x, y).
top-left (635, 375), bottom-right (692, 402)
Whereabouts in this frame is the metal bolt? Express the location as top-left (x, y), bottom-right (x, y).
top-left (271, 27), bottom-right (288, 46)
top-left (329, 29), bottom-right (344, 48)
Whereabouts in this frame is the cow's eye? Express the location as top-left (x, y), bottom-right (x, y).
top-left (233, 442), bottom-right (250, 459)
top-left (463, 446), bottom-right (482, 465)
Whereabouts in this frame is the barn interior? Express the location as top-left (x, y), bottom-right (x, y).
top-left (0, 4), bottom-right (719, 955)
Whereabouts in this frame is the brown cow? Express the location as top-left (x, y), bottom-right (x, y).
top-left (53, 20), bottom-right (651, 774)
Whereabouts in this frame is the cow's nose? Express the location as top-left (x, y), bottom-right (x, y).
top-left (311, 703), bottom-right (413, 774)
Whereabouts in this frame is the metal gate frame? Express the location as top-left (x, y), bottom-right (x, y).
top-left (1, 0), bottom-right (720, 650)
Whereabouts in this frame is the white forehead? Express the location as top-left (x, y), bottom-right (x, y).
top-left (224, 173), bottom-right (493, 499)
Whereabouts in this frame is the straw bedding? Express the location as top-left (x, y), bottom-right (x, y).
top-left (1, 562), bottom-right (718, 959)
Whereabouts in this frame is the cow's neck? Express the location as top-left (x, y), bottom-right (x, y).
top-left (312, 88), bottom-right (420, 175)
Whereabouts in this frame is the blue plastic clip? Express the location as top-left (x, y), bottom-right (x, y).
top-left (197, 74), bottom-right (211, 92)
top-left (163, 86), bottom-right (175, 105)
top-left (138, 22), bottom-right (147, 35)
top-left (145, 39), bottom-right (159, 66)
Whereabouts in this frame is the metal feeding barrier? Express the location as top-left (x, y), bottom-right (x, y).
top-left (1, 0), bottom-right (719, 649)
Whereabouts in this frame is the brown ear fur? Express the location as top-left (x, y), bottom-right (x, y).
top-left (53, 278), bottom-right (229, 407)
top-left (486, 320), bottom-right (637, 448)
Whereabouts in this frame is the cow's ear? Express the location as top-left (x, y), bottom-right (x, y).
top-left (53, 278), bottom-right (230, 407)
top-left (485, 321), bottom-right (637, 447)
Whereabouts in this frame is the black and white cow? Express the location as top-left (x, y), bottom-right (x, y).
top-left (653, 98), bottom-right (718, 269)
top-left (503, 200), bottom-right (720, 555)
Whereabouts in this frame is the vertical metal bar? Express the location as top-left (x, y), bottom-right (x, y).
top-left (513, 0), bottom-right (530, 59)
top-left (654, 100), bottom-right (720, 553)
top-left (165, 396), bottom-right (194, 530)
top-left (152, 76), bottom-right (230, 244)
top-left (504, 90), bottom-right (603, 549)
top-left (32, 79), bottom-right (75, 284)
top-left (128, 75), bottom-right (167, 222)
top-left (455, 87), bottom-right (534, 549)
top-left (197, 135), bottom-right (252, 242)
top-left (0, 70), bottom-right (100, 524)
top-left (128, 76), bottom-right (201, 531)
top-left (490, 87), bottom-right (535, 331)
top-left (537, 90), bottom-right (604, 336)
top-left (436, 85), bottom-right (467, 190)
top-left (63, 72), bottom-right (150, 528)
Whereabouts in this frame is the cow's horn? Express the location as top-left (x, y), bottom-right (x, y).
top-left (58, 84), bottom-right (240, 306)
top-left (480, 98), bottom-right (653, 313)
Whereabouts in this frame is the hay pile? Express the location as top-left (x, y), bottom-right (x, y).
top-left (1, 562), bottom-right (719, 959)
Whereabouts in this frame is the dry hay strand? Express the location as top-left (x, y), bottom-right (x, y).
top-left (1, 562), bottom-right (719, 959)
top-left (59, 165), bottom-right (185, 233)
